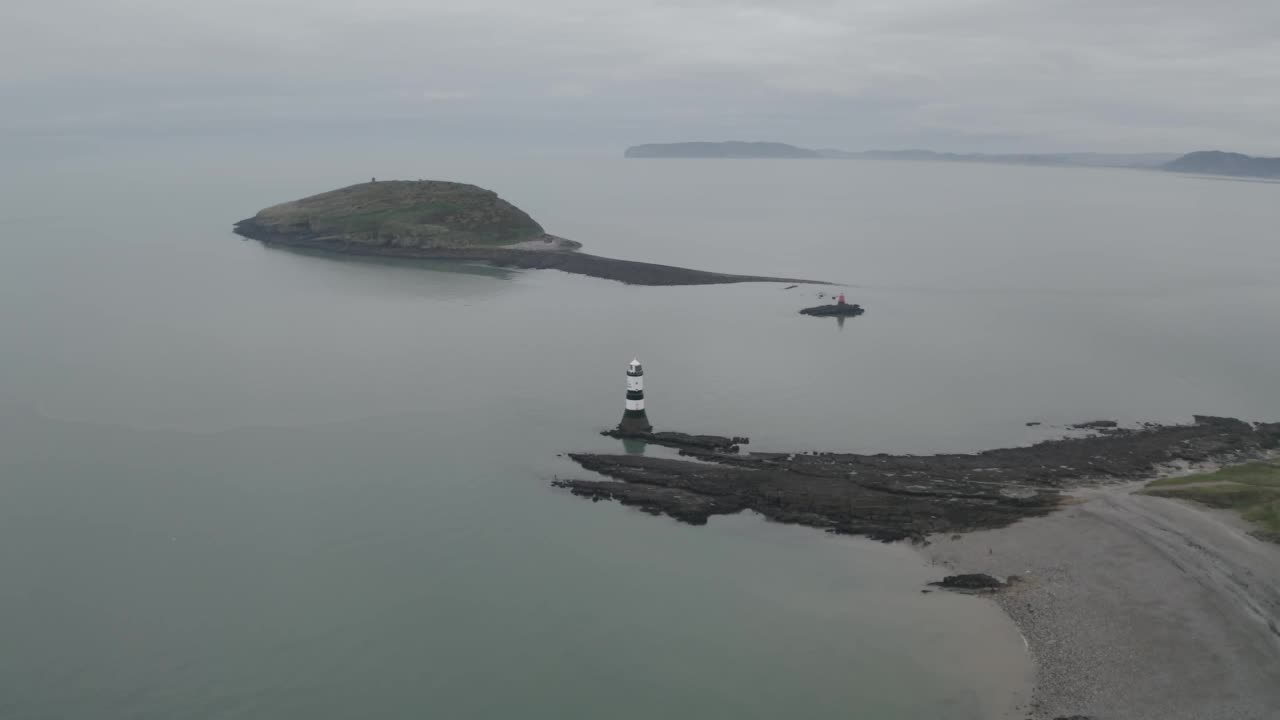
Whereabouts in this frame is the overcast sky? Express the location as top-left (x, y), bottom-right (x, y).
top-left (5, 0), bottom-right (1278, 152)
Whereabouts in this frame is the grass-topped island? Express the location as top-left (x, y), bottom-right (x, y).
top-left (234, 180), bottom-right (825, 286)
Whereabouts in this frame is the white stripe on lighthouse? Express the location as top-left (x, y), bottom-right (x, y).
top-left (626, 398), bottom-right (645, 411)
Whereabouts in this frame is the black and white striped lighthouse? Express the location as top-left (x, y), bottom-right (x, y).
top-left (618, 358), bottom-right (653, 433)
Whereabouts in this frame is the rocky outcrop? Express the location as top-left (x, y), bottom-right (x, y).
top-left (799, 303), bottom-right (864, 317)
top-left (1070, 420), bottom-right (1119, 430)
top-left (602, 429), bottom-right (749, 454)
top-left (554, 416), bottom-right (1280, 542)
top-left (928, 574), bottom-right (1007, 591)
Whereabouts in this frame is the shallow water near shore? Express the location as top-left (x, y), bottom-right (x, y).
top-left (3, 140), bottom-right (1279, 718)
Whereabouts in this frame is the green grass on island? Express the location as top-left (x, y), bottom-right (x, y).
top-left (1143, 462), bottom-right (1280, 540)
top-left (248, 180), bottom-right (546, 248)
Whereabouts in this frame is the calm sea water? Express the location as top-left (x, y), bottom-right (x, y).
top-left (2, 140), bottom-right (1278, 719)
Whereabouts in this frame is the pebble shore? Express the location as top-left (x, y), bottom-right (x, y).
top-left (927, 485), bottom-right (1280, 720)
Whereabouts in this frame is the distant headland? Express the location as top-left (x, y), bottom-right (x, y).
top-left (1162, 150), bottom-right (1280, 179)
top-left (625, 141), bottom-right (821, 159)
top-left (624, 141), bottom-right (1280, 180)
top-left (233, 180), bottom-right (827, 286)
top-left (624, 141), bottom-right (1176, 167)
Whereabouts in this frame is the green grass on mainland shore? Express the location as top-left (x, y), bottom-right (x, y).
top-left (1147, 461), bottom-right (1280, 488)
top-left (1142, 462), bottom-right (1280, 539)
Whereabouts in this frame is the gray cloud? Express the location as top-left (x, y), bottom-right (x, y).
top-left (4, 0), bottom-right (1278, 152)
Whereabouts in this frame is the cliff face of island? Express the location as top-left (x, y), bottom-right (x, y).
top-left (233, 180), bottom-right (826, 287)
top-left (1163, 151), bottom-right (1280, 179)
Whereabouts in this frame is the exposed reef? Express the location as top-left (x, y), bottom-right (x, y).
top-left (799, 302), bottom-right (865, 318)
top-left (556, 416), bottom-right (1280, 542)
top-left (602, 429), bottom-right (749, 454)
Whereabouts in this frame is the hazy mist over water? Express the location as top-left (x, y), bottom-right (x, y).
top-left (2, 138), bottom-right (1278, 718)
top-left (4, 140), bottom-right (1278, 442)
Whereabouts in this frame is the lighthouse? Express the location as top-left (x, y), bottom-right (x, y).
top-left (618, 358), bottom-right (653, 433)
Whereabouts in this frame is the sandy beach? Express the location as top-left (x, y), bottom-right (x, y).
top-left (926, 484), bottom-right (1280, 720)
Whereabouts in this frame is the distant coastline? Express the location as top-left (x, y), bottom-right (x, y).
top-left (1162, 150), bottom-right (1280, 179)
top-left (625, 141), bottom-right (821, 159)
top-left (624, 141), bottom-right (1280, 180)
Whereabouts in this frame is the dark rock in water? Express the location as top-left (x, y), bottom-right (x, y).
top-left (551, 478), bottom-right (731, 525)
top-left (603, 429), bottom-right (747, 453)
top-left (1026, 421), bottom-right (1042, 427)
top-left (929, 574), bottom-right (1006, 591)
top-left (1071, 420), bottom-right (1119, 430)
top-left (799, 303), bottom-right (865, 317)
top-left (556, 416), bottom-right (1280, 543)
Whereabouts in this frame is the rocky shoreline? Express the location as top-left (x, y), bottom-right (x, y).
top-left (557, 415), bottom-right (1280, 542)
top-left (558, 416), bottom-right (1280, 719)
top-left (233, 220), bottom-right (827, 287)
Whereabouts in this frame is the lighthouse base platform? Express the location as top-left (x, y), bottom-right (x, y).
top-left (617, 411), bottom-right (653, 434)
